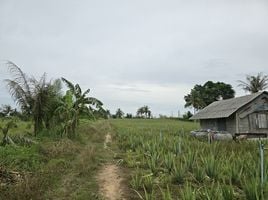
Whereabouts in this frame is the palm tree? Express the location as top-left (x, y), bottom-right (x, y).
top-left (143, 106), bottom-right (152, 118)
top-left (105, 110), bottom-right (112, 118)
top-left (115, 108), bottom-right (124, 118)
top-left (143, 106), bottom-right (149, 118)
top-left (0, 105), bottom-right (13, 117)
top-left (5, 61), bottom-right (63, 135)
top-left (42, 78), bottom-right (63, 129)
top-left (31, 74), bottom-right (63, 134)
top-left (148, 110), bottom-right (151, 118)
top-left (136, 106), bottom-right (151, 118)
top-left (136, 107), bottom-right (144, 117)
top-left (238, 73), bottom-right (268, 93)
top-left (5, 61), bottom-right (34, 117)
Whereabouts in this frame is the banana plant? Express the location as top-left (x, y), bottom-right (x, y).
top-left (55, 90), bottom-right (78, 137)
top-left (57, 78), bottom-right (104, 137)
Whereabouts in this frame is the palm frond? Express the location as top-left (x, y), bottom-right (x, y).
top-left (5, 79), bottom-right (31, 112)
top-left (52, 79), bottom-right (63, 95)
top-left (237, 73), bottom-right (268, 93)
top-left (75, 84), bottom-right (82, 98)
top-left (61, 77), bottom-right (75, 94)
top-left (6, 61), bottom-right (32, 97)
top-left (86, 97), bottom-right (103, 107)
top-left (82, 89), bottom-right (90, 98)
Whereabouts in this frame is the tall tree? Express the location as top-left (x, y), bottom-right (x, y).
top-left (183, 111), bottom-right (193, 120)
top-left (184, 85), bottom-right (206, 111)
top-left (115, 108), bottom-right (124, 118)
top-left (238, 73), bottom-right (268, 93)
top-left (136, 106), bottom-right (151, 118)
top-left (184, 81), bottom-right (235, 110)
top-left (137, 107), bottom-right (144, 117)
top-left (144, 106), bottom-right (149, 118)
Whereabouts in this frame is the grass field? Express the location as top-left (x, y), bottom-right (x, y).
top-left (1, 118), bottom-right (268, 199)
top-left (0, 119), bottom-right (111, 200)
top-left (111, 119), bottom-right (268, 200)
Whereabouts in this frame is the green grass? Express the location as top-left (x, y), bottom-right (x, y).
top-left (0, 119), bottom-right (110, 200)
top-left (0, 145), bottom-right (43, 171)
top-left (1, 118), bottom-right (267, 199)
top-left (0, 118), bottom-right (33, 136)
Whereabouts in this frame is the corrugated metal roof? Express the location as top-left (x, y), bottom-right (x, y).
top-left (190, 91), bottom-right (268, 120)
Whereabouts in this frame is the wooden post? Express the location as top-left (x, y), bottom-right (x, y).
top-left (259, 140), bottom-right (266, 198)
top-left (260, 141), bottom-right (264, 185)
top-left (236, 113), bottom-right (239, 135)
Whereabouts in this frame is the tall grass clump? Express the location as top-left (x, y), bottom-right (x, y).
top-left (130, 172), bottom-right (143, 190)
top-left (194, 167), bottom-right (205, 183)
top-left (243, 178), bottom-right (262, 200)
top-left (171, 163), bottom-right (185, 185)
top-left (180, 183), bottom-right (196, 200)
top-left (202, 154), bottom-right (219, 180)
top-left (221, 184), bottom-right (235, 200)
top-left (163, 152), bottom-right (175, 174)
top-left (159, 185), bottom-right (173, 200)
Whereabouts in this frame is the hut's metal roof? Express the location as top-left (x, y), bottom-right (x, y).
top-left (190, 91), bottom-right (268, 120)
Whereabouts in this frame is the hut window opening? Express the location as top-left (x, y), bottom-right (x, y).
top-left (257, 114), bottom-right (268, 129)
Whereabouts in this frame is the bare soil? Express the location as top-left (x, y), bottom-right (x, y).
top-left (97, 164), bottom-right (125, 200)
top-left (97, 133), bottom-right (126, 200)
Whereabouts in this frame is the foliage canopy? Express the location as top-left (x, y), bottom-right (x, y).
top-left (184, 81), bottom-right (235, 110)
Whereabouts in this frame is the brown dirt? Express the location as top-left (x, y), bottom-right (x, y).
top-left (97, 133), bottom-right (126, 200)
top-left (97, 164), bottom-right (125, 200)
top-left (104, 132), bottom-right (112, 149)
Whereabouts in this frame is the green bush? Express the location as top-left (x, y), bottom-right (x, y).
top-left (0, 145), bottom-right (43, 171)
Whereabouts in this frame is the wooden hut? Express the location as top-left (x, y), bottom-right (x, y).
top-left (190, 91), bottom-right (268, 137)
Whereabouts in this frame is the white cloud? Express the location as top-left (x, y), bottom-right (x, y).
top-left (0, 0), bottom-right (268, 116)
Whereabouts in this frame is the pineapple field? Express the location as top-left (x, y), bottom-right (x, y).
top-left (111, 119), bottom-right (268, 200)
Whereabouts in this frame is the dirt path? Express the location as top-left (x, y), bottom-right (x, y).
top-left (97, 133), bottom-right (125, 200)
top-left (97, 164), bottom-right (125, 200)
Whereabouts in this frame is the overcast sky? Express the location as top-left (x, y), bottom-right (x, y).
top-left (0, 0), bottom-right (268, 116)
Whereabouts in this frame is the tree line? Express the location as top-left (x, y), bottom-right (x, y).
top-left (112, 105), bottom-right (152, 119)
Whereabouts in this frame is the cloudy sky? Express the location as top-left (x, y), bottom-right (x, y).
top-left (0, 0), bottom-right (268, 116)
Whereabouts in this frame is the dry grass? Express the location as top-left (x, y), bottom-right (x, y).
top-left (40, 138), bottom-right (82, 159)
top-left (44, 120), bottom-right (111, 200)
top-left (0, 119), bottom-right (109, 200)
